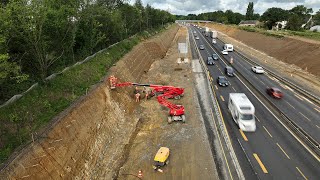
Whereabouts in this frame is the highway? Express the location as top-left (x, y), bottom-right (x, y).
top-left (188, 25), bottom-right (320, 179)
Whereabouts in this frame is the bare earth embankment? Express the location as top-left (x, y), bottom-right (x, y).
top-left (0, 25), bottom-right (219, 179)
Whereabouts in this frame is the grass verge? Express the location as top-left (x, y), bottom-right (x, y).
top-left (0, 24), bottom-right (171, 165)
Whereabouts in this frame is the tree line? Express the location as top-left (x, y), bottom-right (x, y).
top-left (176, 3), bottom-right (320, 31)
top-left (0, 0), bottom-right (175, 103)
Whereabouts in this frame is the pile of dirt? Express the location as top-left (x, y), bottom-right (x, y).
top-left (203, 23), bottom-right (320, 96)
top-left (0, 25), bottom-right (179, 179)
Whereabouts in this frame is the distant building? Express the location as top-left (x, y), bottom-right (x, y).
top-left (274, 21), bottom-right (287, 31)
top-left (238, 20), bottom-right (260, 27)
top-left (310, 25), bottom-right (320, 32)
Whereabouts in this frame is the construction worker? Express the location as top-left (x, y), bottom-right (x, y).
top-left (135, 92), bottom-right (141, 102)
top-left (134, 86), bottom-right (139, 94)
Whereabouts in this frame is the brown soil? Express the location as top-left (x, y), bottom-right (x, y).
top-left (203, 23), bottom-right (320, 96)
top-left (0, 25), bottom-right (218, 179)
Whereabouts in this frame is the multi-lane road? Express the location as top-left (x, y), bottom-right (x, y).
top-left (188, 25), bottom-right (320, 179)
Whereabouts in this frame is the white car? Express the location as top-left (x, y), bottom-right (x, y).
top-left (221, 50), bottom-right (228, 55)
top-left (252, 66), bottom-right (264, 74)
top-left (195, 37), bottom-right (200, 40)
top-left (212, 39), bottom-right (216, 44)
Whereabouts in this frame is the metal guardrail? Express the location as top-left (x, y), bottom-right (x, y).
top-left (211, 38), bottom-right (320, 159)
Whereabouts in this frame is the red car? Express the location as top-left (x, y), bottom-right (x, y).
top-left (267, 87), bottom-right (283, 99)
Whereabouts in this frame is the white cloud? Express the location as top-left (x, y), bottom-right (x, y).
top-left (129, 0), bottom-right (320, 15)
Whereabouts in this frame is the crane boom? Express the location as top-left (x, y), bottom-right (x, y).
top-left (108, 76), bottom-right (185, 121)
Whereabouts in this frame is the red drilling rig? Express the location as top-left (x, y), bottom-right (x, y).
top-left (109, 76), bottom-right (185, 123)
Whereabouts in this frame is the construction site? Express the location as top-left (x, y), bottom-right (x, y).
top-left (1, 21), bottom-right (320, 179)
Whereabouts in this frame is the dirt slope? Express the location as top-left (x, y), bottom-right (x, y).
top-left (0, 25), bottom-right (179, 179)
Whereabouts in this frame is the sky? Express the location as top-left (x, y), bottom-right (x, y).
top-left (128, 0), bottom-right (320, 15)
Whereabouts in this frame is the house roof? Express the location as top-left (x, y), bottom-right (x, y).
top-left (239, 20), bottom-right (259, 25)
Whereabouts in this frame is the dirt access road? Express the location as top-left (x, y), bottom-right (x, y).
top-left (117, 26), bottom-right (219, 179)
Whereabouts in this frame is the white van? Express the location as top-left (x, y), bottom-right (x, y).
top-left (224, 44), bottom-right (234, 52)
top-left (228, 93), bottom-right (256, 132)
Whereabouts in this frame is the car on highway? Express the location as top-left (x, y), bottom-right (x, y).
top-left (252, 66), bottom-right (264, 74)
top-left (225, 66), bottom-right (235, 76)
top-left (266, 87), bottom-right (283, 99)
top-left (212, 53), bottom-right (219, 60)
top-left (207, 57), bottom-right (215, 65)
top-left (221, 49), bottom-right (228, 55)
top-left (195, 37), bottom-right (200, 40)
top-left (193, 31), bottom-right (196, 34)
top-left (212, 39), bottom-right (216, 44)
top-left (199, 45), bottom-right (205, 50)
top-left (217, 76), bottom-right (229, 86)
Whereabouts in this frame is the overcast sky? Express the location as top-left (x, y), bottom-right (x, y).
top-left (129, 0), bottom-right (320, 15)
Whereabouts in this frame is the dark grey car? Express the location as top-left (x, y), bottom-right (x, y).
top-left (217, 76), bottom-right (229, 86)
top-left (207, 57), bottom-right (215, 65)
top-left (225, 66), bottom-right (235, 77)
top-left (212, 53), bottom-right (219, 60)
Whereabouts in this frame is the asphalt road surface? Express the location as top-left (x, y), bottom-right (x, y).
top-left (189, 25), bottom-right (320, 180)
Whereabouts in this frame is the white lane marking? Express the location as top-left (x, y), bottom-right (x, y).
top-left (294, 94), bottom-right (304, 101)
top-left (284, 100), bottom-right (296, 109)
top-left (279, 83), bottom-right (287, 89)
top-left (277, 143), bottom-right (290, 159)
top-left (299, 112), bottom-right (311, 122)
top-left (263, 126), bottom-right (273, 138)
top-left (301, 96), bottom-right (314, 105)
top-left (255, 116), bottom-right (261, 122)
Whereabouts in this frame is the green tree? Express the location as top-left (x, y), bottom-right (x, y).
top-left (6, 0), bottom-right (79, 79)
top-left (287, 5), bottom-right (313, 30)
top-left (246, 2), bottom-right (254, 20)
top-left (290, 5), bottom-right (313, 16)
top-left (286, 13), bottom-right (303, 31)
top-left (260, 7), bottom-right (289, 29)
top-left (134, 0), bottom-right (144, 31)
top-left (314, 9), bottom-right (320, 25)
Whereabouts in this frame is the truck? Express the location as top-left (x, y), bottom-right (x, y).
top-left (228, 93), bottom-right (256, 132)
top-left (224, 44), bottom-right (234, 52)
top-left (210, 31), bottom-right (217, 38)
top-left (205, 27), bottom-right (210, 37)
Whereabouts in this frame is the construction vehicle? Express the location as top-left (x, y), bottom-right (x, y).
top-left (152, 147), bottom-right (170, 172)
top-left (108, 76), bottom-right (186, 123)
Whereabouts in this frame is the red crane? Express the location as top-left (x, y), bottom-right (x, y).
top-left (108, 76), bottom-right (185, 123)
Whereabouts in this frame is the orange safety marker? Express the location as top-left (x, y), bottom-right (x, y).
top-left (138, 170), bottom-right (143, 178)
